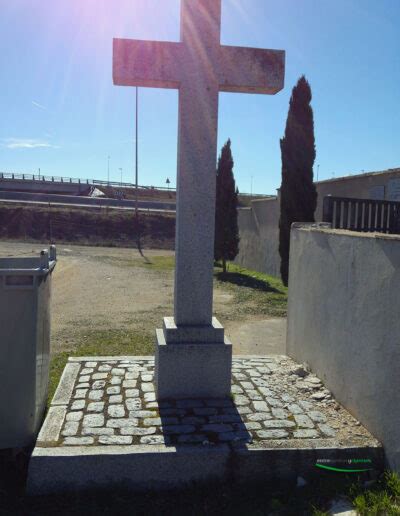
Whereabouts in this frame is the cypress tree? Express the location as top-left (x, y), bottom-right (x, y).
top-left (279, 76), bottom-right (317, 286)
top-left (214, 139), bottom-right (239, 273)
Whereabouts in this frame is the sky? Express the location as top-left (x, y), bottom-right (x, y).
top-left (1, 0), bottom-right (399, 195)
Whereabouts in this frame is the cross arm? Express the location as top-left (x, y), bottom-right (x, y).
top-left (113, 38), bottom-right (183, 89)
top-left (219, 46), bottom-right (285, 94)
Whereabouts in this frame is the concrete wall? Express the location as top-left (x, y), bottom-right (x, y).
top-left (235, 197), bottom-right (280, 277)
top-left (236, 168), bottom-right (400, 278)
top-left (0, 178), bottom-right (88, 195)
top-left (286, 225), bottom-right (400, 471)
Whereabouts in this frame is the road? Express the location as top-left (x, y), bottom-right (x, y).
top-left (0, 190), bottom-right (176, 213)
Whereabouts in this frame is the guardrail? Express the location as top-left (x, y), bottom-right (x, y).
top-left (0, 171), bottom-right (271, 197)
top-left (322, 195), bottom-right (400, 234)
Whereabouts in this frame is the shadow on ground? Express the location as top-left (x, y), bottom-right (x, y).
top-left (215, 271), bottom-right (282, 294)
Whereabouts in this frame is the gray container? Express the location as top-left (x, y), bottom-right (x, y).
top-left (0, 246), bottom-right (57, 449)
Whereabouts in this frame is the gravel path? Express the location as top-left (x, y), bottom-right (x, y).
top-left (0, 241), bottom-right (286, 355)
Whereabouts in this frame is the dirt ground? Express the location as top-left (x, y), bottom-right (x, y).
top-left (0, 241), bottom-right (286, 355)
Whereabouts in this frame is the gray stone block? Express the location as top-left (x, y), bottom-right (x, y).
top-left (162, 317), bottom-right (224, 344)
top-left (155, 329), bottom-right (232, 399)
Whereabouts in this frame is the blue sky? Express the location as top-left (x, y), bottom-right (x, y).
top-left (1, 0), bottom-right (399, 194)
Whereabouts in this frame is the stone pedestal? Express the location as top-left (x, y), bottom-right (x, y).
top-left (155, 318), bottom-right (232, 399)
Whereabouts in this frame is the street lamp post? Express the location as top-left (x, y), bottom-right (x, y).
top-left (107, 156), bottom-right (110, 185)
top-left (119, 167), bottom-right (123, 186)
top-left (135, 87), bottom-right (139, 217)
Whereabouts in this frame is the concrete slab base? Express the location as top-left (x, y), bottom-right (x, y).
top-left (28, 442), bottom-right (383, 495)
top-left (155, 329), bottom-right (232, 399)
top-left (26, 355), bottom-right (384, 495)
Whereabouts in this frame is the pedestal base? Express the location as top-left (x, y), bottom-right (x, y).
top-left (155, 328), bottom-right (232, 399)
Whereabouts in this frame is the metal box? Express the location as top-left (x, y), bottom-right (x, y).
top-left (0, 246), bottom-right (57, 449)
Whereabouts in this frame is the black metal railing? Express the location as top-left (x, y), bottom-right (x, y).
top-left (322, 195), bottom-right (400, 234)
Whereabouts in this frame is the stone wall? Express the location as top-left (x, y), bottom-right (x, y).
top-left (286, 225), bottom-right (400, 471)
top-left (236, 168), bottom-right (400, 277)
top-left (235, 197), bottom-right (280, 277)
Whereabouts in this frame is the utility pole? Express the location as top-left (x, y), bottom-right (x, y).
top-left (119, 167), bottom-right (123, 186)
top-left (107, 156), bottom-right (110, 184)
top-left (135, 87), bottom-right (139, 217)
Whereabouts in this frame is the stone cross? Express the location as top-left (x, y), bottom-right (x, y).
top-left (113, 0), bottom-right (285, 399)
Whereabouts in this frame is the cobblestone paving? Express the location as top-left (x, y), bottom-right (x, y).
top-left (54, 356), bottom-right (375, 447)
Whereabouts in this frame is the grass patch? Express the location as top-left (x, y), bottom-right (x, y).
top-left (47, 329), bottom-right (153, 408)
top-left (215, 262), bottom-right (288, 317)
top-left (140, 255), bottom-right (175, 271)
top-left (351, 470), bottom-right (400, 515)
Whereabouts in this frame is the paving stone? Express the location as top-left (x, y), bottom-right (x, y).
top-left (159, 408), bottom-right (186, 417)
top-left (247, 412), bottom-right (272, 422)
top-left (83, 414), bottom-right (104, 427)
top-left (128, 410), bottom-right (157, 418)
top-left (142, 383), bottom-right (155, 392)
top-left (74, 389), bottom-right (88, 399)
top-left (244, 422), bottom-right (261, 430)
top-left (202, 424), bottom-right (233, 433)
top-left (87, 402), bottom-right (104, 413)
top-left (66, 411), bottom-right (83, 422)
top-left (126, 389), bottom-right (140, 398)
top-left (294, 414), bottom-right (314, 429)
top-left (318, 424), bottom-right (336, 437)
top-left (71, 400), bottom-right (85, 411)
top-left (81, 368), bottom-right (94, 375)
top-left (125, 372), bottom-right (139, 380)
top-left (111, 368), bottom-right (125, 376)
top-left (177, 434), bottom-right (207, 444)
top-left (107, 418), bottom-right (139, 428)
top-left (309, 411), bottom-right (327, 423)
top-left (208, 415), bottom-right (242, 424)
top-left (62, 422), bottom-right (79, 436)
top-left (263, 420), bottom-right (296, 429)
top-left (88, 390), bottom-right (104, 401)
top-left (253, 401), bottom-right (269, 412)
top-left (219, 431), bottom-right (252, 442)
top-left (143, 417), bottom-right (162, 426)
top-left (125, 399), bottom-right (142, 411)
top-left (234, 395), bottom-right (250, 406)
top-left (240, 381), bottom-right (254, 390)
top-left (233, 373), bottom-right (246, 380)
top-left (293, 429), bottom-right (319, 438)
top-left (144, 392), bottom-right (156, 402)
top-left (181, 416), bottom-right (206, 425)
top-left (247, 390), bottom-right (263, 401)
top-left (77, 383), bottom-right (90, 389)
top-left (298, 400), bottom-right (314, 410)
top-left (92, 380), bottom-right (106, 390)
top-left (176, 399), bottom-right (204, 409)
top-left (140, 435), bottom-right (166, 445)
top-left (122, 380), bottom-right (137, 389)
top-left (271, 408), bottom-right (289, 419)
top-left (248, 370), bottom-right (261, 377)
top-left (85, 362), bottom-right (97, 368)
top-left (265, 397), bottom-right (283, 408)
top-left (231, 385), bottom-right (243, 394)
top-left (109, 395), bottom-right (123, 404)
top-left (163, 425), bottom-right (196, 435)
top-left (79, 375), bottom-right (90, 383)
top-left (205, 399), bottom-right (233, 408)
top-left (120, 427), bottom-right (157, 436)
top-left (92, 373), bottom-right (108, 380)
top-left (82, 427), bottom-right (114, 436)
top-left (110, 377), bottom-right (122, 385)
top-left (236, 406), bottom-right (252, 415)
top-left (108, 405), bottom-right (126, 418)
top-left (146, 402), bottom-right (159, 408)
top-left (98, 365), bottom-right (112, 372)
top-left (288, 403), bottom-right (303, 414)
top-left (64, 437), bottom-right (94, 445)
top-left (257, 367), bottom-right (272, 374)
top-left (257, 430), bottom-right (288, 439)
top-left (99, 435), bottom-right (133, 445)
top-left (107, 386), bottom-right (120, 395)
top-left (193, 407), bottom-right (218, 416)
top-left (142, 374), bottom-right (153, 382)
